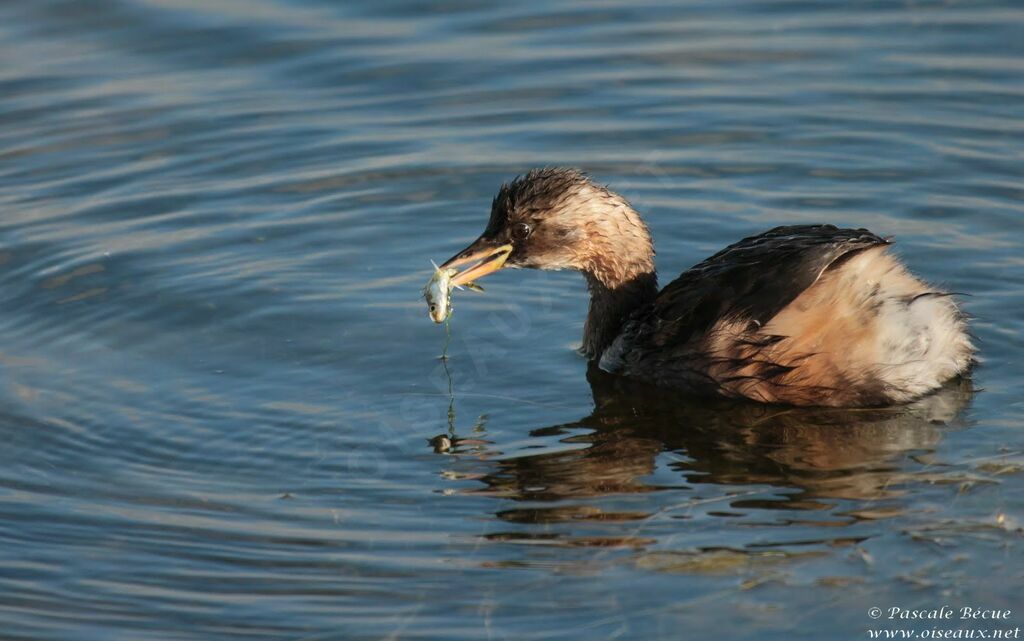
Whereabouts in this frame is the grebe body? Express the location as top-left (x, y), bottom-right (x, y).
top-left (440, 168), bottom-right (973, 407)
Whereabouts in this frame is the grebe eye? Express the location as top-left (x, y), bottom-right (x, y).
top-left (511, 222), bottom-right (531, 240)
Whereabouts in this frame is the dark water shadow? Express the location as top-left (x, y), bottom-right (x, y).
top-left (437, 364), bottom-right (975, 545)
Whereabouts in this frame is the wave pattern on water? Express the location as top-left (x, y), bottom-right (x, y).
top-left (0, 1), bottom-right (1022, 639)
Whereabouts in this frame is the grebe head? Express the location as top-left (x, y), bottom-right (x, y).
top-left (440, 168), bottom-right (655, 289)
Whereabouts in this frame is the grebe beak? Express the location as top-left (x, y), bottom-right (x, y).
top-left (440, 238), bottom-right (513, 287)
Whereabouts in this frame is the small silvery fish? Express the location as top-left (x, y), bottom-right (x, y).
top-left (424, 261), bottom-right (457, 323)
top-left (423, 261), bottom-right (484, 324)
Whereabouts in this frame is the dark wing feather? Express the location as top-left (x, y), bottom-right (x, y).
top-left (635, 224), bottom-right (889, 349)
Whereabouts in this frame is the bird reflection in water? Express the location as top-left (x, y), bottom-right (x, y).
top-left (431, 365), bottom-right (974, 553)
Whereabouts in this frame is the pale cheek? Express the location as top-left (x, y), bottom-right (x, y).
top-left (532, 250), bottom-right (578, 271)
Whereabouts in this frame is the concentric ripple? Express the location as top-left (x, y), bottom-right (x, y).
top-left (0, 1), bottom-right (1022, 639)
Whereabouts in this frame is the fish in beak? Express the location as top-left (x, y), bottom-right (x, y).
top-left (423, 262), bottom-right (457, 323)
top-left (440, 238), bottom-right (513, 288)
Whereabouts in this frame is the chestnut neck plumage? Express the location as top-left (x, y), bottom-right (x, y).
top-left (575, 200), bottom-right (658, 360)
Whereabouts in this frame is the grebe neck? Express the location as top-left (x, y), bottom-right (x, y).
top-left (581, 269), bottom-right (658, 360)
top-left (573, 194), bottom-right (658, 360)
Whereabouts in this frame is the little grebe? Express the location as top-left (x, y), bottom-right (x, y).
top-left (439, 168), bottom-right (974, 407)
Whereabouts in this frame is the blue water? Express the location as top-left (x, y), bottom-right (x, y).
top-left (1, 1), bottom-right (1022, 639)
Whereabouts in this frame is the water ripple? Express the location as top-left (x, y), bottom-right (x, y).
top-left (0, 0), bottom-right (1022, 639)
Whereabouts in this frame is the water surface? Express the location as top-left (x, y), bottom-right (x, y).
top-left (1, 1), bottom-right (1022, 639)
